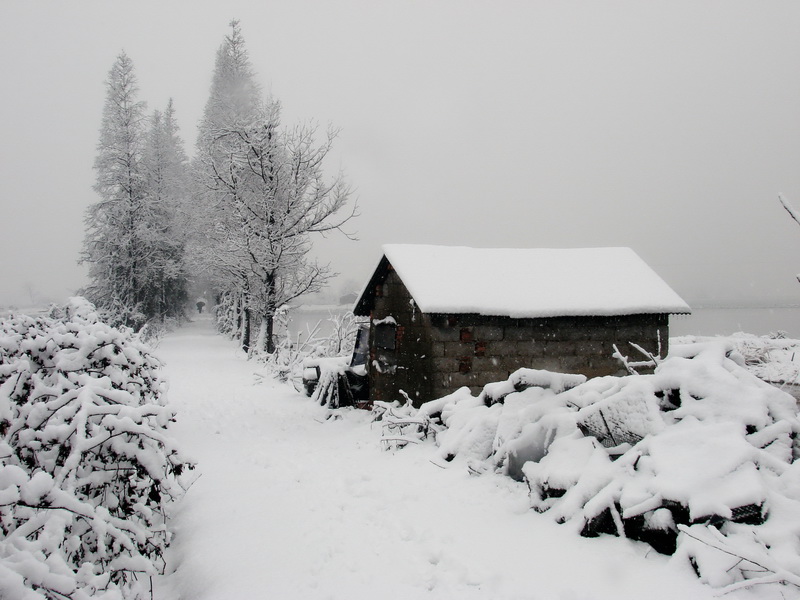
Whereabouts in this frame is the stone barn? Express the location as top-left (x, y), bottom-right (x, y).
top-left (353, 245), bottom-right (690, 406)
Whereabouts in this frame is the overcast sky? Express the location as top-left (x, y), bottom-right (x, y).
top-left (1, 1), bottom-right (799, 309)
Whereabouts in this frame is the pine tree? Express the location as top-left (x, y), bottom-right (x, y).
top-left (191, 20), bottom-right (264, 351)
top-left (81, 51), bottom-right (149, 328)
top-left (140, 100), bottom-right (190, 319)
top-left (82, 54), bottom-right (190, 328)
top-left (199, 20), bottom-right (262, 136)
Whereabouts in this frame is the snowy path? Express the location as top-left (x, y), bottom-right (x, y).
top-left (155, 317), bottom-right (720, 600)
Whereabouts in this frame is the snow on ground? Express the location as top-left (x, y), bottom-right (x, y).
top-left (154, 317), bottom-right (725, 600)
top-left (674, 332), bottom-right (800, 386)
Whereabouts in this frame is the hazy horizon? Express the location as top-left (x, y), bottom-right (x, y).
top-left (1, 1), bottom-right (799, 311)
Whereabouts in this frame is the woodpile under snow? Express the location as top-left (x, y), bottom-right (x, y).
top-left (375, 341), bottom-right (800, 594)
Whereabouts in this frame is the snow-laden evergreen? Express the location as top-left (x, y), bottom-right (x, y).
top-left (81, 53), bottom-right (189, 330)
top-left (80, 23), bottom-right (354, 350)
top-left (138, 100), bottom-right (190, 321)
top-left (0, 298), bottom-right (191, 599)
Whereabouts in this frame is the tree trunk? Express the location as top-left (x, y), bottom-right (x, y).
top-left (241, 306), bottom-right (251, 354)
top-left (266, 312), bottom-right (275, 354)
top-left (265, 273), bottom-right (276, 354)
top-left (235, 292), bottom-right (243, 336)
top-left (256, 314), bottom-right (269, 355)
top-left (240, 282), bottom-right (253, 354)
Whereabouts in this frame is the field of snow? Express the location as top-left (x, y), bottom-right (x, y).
top-left (153, 316), bottom-right (735, 600)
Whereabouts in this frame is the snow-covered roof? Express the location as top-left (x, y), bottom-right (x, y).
top-left (354, 244), bottom-right (690, 318)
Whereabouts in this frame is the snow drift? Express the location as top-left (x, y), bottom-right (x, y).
top-left (376, 341), bottom-right (800, 594)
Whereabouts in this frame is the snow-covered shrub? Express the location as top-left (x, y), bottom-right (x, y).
top-left (317, 311), bottom-right (361, 359)
top-left (266, 310), bottom-right (364, 387)
top-left (391, 351), bottom-right (800, 594)
top-left (674, 332), bottom-right (800, 386)
top-left (212, 290), bottom-right (240, 340)
top-left (0, 297), bottom-right (192, 600)
top-left (134, 317), bottom-right (176, 348)
top-left (47, 297), bottom-right (172, 348)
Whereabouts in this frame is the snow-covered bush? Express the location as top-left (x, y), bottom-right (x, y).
top-left (0, 297), bottom-right (192, 599)
top-left (266, 310), bottom-right (363, 387)
top-left (212, 290), bottom-right (239, 340)
top-left (384, 346), bottom-right (800, 594)
top-left (674, 332), bottom-right (800, 386)
top-left (47, 297), bottom-right (173, 348)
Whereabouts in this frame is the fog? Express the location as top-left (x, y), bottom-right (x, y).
top-left (1, 1), bottom-right (799, 310)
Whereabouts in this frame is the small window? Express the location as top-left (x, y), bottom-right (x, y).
top-left (351, 325), bottom-right (370, 367)
top-left (374, 322), bottom-right (397, 350)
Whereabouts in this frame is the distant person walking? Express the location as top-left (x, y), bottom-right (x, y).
top-left (196, 298), bottom-right (206, 314)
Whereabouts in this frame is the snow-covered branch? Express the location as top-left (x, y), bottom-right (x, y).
top-left (0, 298), bottom-right (193, 600)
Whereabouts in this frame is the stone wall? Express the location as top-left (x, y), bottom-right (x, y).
top-left (367, 266), bottom-right (671, 405)
top-left (426, 312), bottom-right (669, 398)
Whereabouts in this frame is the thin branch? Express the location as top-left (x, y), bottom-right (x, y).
top-left (779, 193), bottom-right (800, 228)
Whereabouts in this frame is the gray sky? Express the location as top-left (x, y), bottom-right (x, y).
top-left (1, 0), bottom-right (799, 308)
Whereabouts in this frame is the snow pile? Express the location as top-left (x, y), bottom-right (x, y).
top-left (384, 351), bottom-right (800, 594)
top-left (0, 298), bottom-right (192, 600)
top-left (308, 357), bottom-right (350, 409)
top-left (675, 332), bottom-right (800, 386)
top-left (262, 309), bottom-right (363, 385)
top-left (155, 318), bottom-right (721, 600)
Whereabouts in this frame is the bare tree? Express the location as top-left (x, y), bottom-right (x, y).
top-left (193, 21), bottom-right (356, 353)
top-left (199, 101), bottom-right (356, 353)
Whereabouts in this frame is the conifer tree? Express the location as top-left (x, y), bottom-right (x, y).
top-left (82, 54), bottom-right (190, 328)
top-left (141, 100), bottom-right (190, 319)
top-left (198, 20), bottom-right (261, 136)
top-left (81, 51), bottom-right (149, 327)
top-left (192, 20), bottom-right (264, 351)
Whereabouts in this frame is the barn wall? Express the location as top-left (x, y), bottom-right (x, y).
top-left (427, 313), bottom-right (669, 398)
top-left (368, 269), bottom-right (435, 405)
top-left (367, 268), bottom-right (670, 405)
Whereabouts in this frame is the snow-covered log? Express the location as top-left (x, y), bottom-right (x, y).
top-left (377, 347), bottom-right (800, 594)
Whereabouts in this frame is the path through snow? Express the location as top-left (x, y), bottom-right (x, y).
top-left (154, 317), bottom-right (725, 600)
